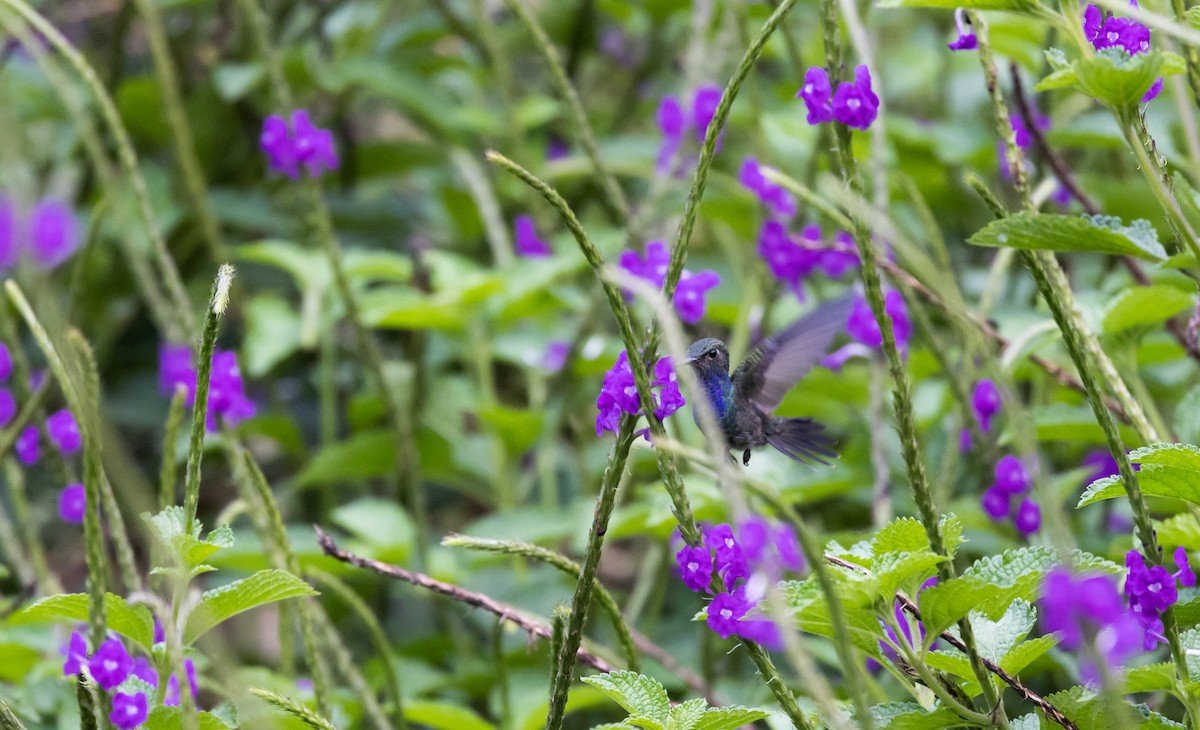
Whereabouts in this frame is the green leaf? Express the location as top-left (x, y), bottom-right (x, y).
top-left (15, 593), bottom-right (156, 652)
top-left (1126, 662), bottom-right (1177, 693)
top-left (331, 497), bottom-right (414, 562)
top-left (1078, 443), bottom-right (1200, 508)
top-left (1176, 386), bottom-right (1200, 446)
top-left (868, 702), bottom-right (963, 729)
top-left (295, 430), bottom-right (397, 488)
top-left (142, 707), bottom-right (237, 730)
top-left (185, 569), bottom-right (317, 644)
top-left (1074, 49), bottom-right (1179, 108)
top-left (971, 600), bottom-right (1036, 662)
top-left (873, 551), bottom-right (946, 600)
top-left (582, 672), bottom-right (670, 729)
top-left (871, 517), bottom-right (928, 556)
top-left (404, 701), bottom-right (496, 730)
top-left (144, 507), bottom-right (234, 570)
top-left (689, 707), bottom-right (770, 730)
top-left (666, 699), bottom-right (707, 730)
top-left (1048, 685), bottom-right (1186, 728)
top-left (968, 213), bottom-right (1167, 261)
top-left (1103, 285), bottom-right (1194, 334)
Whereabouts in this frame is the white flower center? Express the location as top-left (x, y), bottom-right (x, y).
top-left (720, 608), bottom-right (733, 619)
top-left (848, 99), bottom-right (861, 110)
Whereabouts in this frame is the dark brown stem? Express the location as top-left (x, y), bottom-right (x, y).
top-left (316, 527), bottom-right (616, 673)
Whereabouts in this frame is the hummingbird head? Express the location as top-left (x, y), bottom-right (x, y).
top-left (685, 338), bottom-right (730, 377)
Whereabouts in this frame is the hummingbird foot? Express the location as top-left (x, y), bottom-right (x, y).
top-left (742, 449), bottom-right (751, 466)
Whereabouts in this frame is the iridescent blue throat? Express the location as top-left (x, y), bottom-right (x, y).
top-left (697, 369), bottom-right (733, 419)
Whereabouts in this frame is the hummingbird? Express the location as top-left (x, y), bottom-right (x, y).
top-left (684, 296), bottom-right (853, 466)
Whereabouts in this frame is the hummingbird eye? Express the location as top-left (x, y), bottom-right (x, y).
top-left (708, 350), bottom-right (718, 359)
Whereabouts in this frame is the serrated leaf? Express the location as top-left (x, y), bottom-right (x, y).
top-left (184, 569), bottom-right (317, 644)
top-left (868, 702), bottom-right (963, 729)
top-left (142, 707), bottom-right (238, 730)
top-left (15, 593), bottom-right (156, 652)
top-left (972, 600), bottom-right (1036, 662)
top-left (689, 707), bottom-right (770, 730)
top-left (581, 672), bottom-right (670, 728)
top-left (1126, 662), bottom-right (1177, 693)
top-left (1009, 714), bottom-right (1042, 730)
top-left (874, 551), bottom-right (946, 600)
top-left (872, 517), bottom-right (927, 556)
top-left (666, 699), bottom-right (707, 730)
top-left (1048, 685), bottom-right (1185, 728)
top-left (1103, 285), bottom-right (1194, 334)
top-left (144, 507), bottom-right (234, 569)
top-left (999, 633), bottom-right (1058, 675)
top-left (968, 213), bottom-right (1167, 261)
top-left (1074, 49), bottom-right (1179, 108)
top-left (1078, 443), bottom-right (1200, 508)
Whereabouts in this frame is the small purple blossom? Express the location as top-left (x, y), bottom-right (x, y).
top-left (651, 357), bottom-right (686, 420)
top-left (947, 8), bottom-right (977, 50)
top-left (739, 158), bottom-right (796, 219)
top-left (1175, 546), bottom-right (1196, 587)
top-left (1083, 450), bottom-right (1120, 486)
top-left (757, 222), bottom-right (818, 293)
top-left (831, 66), bottom-right (880, 131)
top-left (46, 409), bottom-right (81, 455)
top-left (971, 379), bottom-right (1002, 432)
top-left (110, 692), bottom-right (148, 730)
top-left (676, 545), bottom-right (714, 592)
top-left (656, 95), bottom-right (686, 172)
top-left (1126, 550), bottom-right (1178, 614)
top-left (673, 270), bottom-right (721, 324)
top-left (797, 67), bottom-right (834, 125)
top-left (0, 197), bottom-right (16, 270)
top-left (16, 426), bottom-right (38, 466)
top-left (1041, 567), bottom-right (1141, 682)
top-left (0, 389), bottom-right (13, 429)
top-left (62, 631), bottom-right (88, 676)
top-left (1143, 77), bottom-right (1164, 103)
top-left (540, 341), bottom-right (570, 373)
top-left (821, 232), bottom-right (859, 277)
top-left (1014, 499), bottom-right (1041, 536)
top-left (28, 199), bottom-right (79, 270)
top-left (846, 291), bottom-right (911, 350)
top-left (88, 638), bottom-right (132, 690)
top-left (1094, 15), bottom-right (1151, 54)
top-left (995, 455), bottom-right (1031, 495)
top-left (618, 241), bottom-right (669, 290)
top-left (164, 659), bottom-right (199, 707)
top-left (513, 215), bottom-right (552, 258)
top-left (0, 343), bottom-right (12, 382)
top-left (982, 485), bottom-right (1011, 521)
top-left (159, 344), bottom-right (197, 401)
top-left (706, 591), bottom-right (752, 639)
top-left (260, 110), bottom-right (339, 179)
top-left (206, 351), bottom-right (256, 431)
top-left (595, 353), bottom-right (685, 435)
top-left (58, 483), bottom-right (85, 524)
top-left (691, 85), bottom-right (722, 144)
top-left (131, 657), bottom-right (157, 686)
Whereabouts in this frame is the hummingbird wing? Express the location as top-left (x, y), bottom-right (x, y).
top-left (732, 295), bottom-right (854, 412)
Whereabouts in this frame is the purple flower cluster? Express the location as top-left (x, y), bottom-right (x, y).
top-left (159, 345), bottom-right (256, 432)
top-left (656, 85), bottom-right (723, 174)
top-left (260, 110), bottom-right (339, 179)
top-left (63, 631), bottom-right (200, 728)
top-left (797, 65), bottom-right (880, 131)
top-left (1041, 567), bottom-right (1141, 684)
top-left (59, 483), bottom-right (85, 524)
top-left (947, 8), bottom-right (977, 51)
top-left (1126, 548), bottom-right (1195, 649)
top-left (848, 291), bottom-right (911, 349)
top-left (757, 223), bottom-right (859, 299)
top-left (514, 215), bottom-right (552, 258)
top-left (981, 455), bottom-right (1041, 536)
top-left (674, 521), bottom-right (805, 649)
top-left (739, 159), bottom-right (796, 219)
top-left (0, 195), bottom-right (82, 271)
top-left (1082, 3), bottom-right (1161, 102)
top-left (594, 352), bottom-right (685, 436)
top-left (618, 240), bottom-right (721, 324)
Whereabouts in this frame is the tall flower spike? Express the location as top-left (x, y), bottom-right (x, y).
top-left (948, 8), bottom-right (977, 50)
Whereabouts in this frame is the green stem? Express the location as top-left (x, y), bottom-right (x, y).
top-left (131, 0), bottom-right (227, 262)
top-left (501, 0), bottom-right (630, 221)
top-left (182, 265), bottom-right (234, 528)
top-left (1125, 116), bottom-right (1200, 266)
top-left (160, 387), bottom-right (188, 510)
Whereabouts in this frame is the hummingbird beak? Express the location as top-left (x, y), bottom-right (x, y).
top-left (682, 356), bottom-right (697, 365)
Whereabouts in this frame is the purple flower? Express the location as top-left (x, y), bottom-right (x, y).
top-left (0, 389), bottom-right (13, 429)
top-left (546, 137), bottom-right (569, 161)
top-left (994, 455), bottom-right (1031, 495)
top-left (820, 232), bottom-right (859, 277)
top-left (676, 545), bottom-right (714, 592)
top-left (0, 343), bottom-right (11, 382)
top-left (206, 351), bottom-right (256, 431)
top-left (1143, 77), bottom-right (1164, 103)
top-left (58, 483), bottom-right (85, 524)
top-left (734, 618), bottom-right (782, 650)
top-left (618, 240), bottom-right (670, 290)
top-left (62, 631), bottom-right (88, 676)
top-left (959, 427), bottom-right (972, 453)
top-left (1094, 16), bottom-right (1151, 54)
top-left (705, 523), bottom-right (749, 582)
top-left (154, 620), bottom-right (164, 645)
top-left (691, 85), bottom-right (722, 144)
top-left (1014, 498), bottom-right (1041, 535)
top-left (757, 221), bottom-right (816, 290)
top-left (832, 66), bottom-right (880, 131)
top-left (513, 215), bottom-right (552, 258)
top-left (260, 110), bottom-right (339, 179)
top-left (706, 591), bottom-right (752, 639)
top-left (797, 67), bottom-right (834, 125)
top-left (656, 95), bottom-right (686, 172)
top-left (88, 638), bottom-right (132, 690)
top-left (1084, 4), bottom-right (1103, 42)
top-left (1175, 546), bottom-right (1196, 587)
top-left (1041, 568), bottom-right (1125, 649)
top-left (16, 426), bottom-right (38, 466)
top-left (739, 158), bottom-right (796, 219)
top-left (28, 199), bottom-right (79, 270)
top-left (46, 409), bottom-right (81, 455)
top-left (1126, 550), bottom-right (1178, 614)
top-left (164, 659), bottom-right (199, 707)
top-left (0, 197), bottom-right (16, 270)
top-left (847, 291), bottom-right (911, 350)
top-left (1083, 450), bottom-right (1120, 485)
top-left (737, 517), bottom-right (805, 576)
top-left (674, 270), bottom-right (720, 324)
top-left (982, 485), bottom-right (1011, 521)
top-left (131, 657), bottom-right (157, 686)
top-left (947, 8), bottom-right (977, 50)
top-left (110, 692), bottom-right (148, 729)
top-left (773, 523), bottom-right (805, 572)
top-left (159, 344), bottom-right (197, 402)
top-left (540, 341), bottom-right (570, 373)
top-left (971, 380), bottom-right (1001, 431)
top-left (595, 352), bottom-right (685, 435)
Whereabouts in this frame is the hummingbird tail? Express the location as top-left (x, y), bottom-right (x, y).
top-left (766, 417), bottom-right (837, 465)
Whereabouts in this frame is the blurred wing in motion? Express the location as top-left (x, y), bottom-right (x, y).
top-left (732, 295), bottom-right (854, 413)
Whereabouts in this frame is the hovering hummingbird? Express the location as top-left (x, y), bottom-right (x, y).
top-left (684, 296), bottom-right (853, 466)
